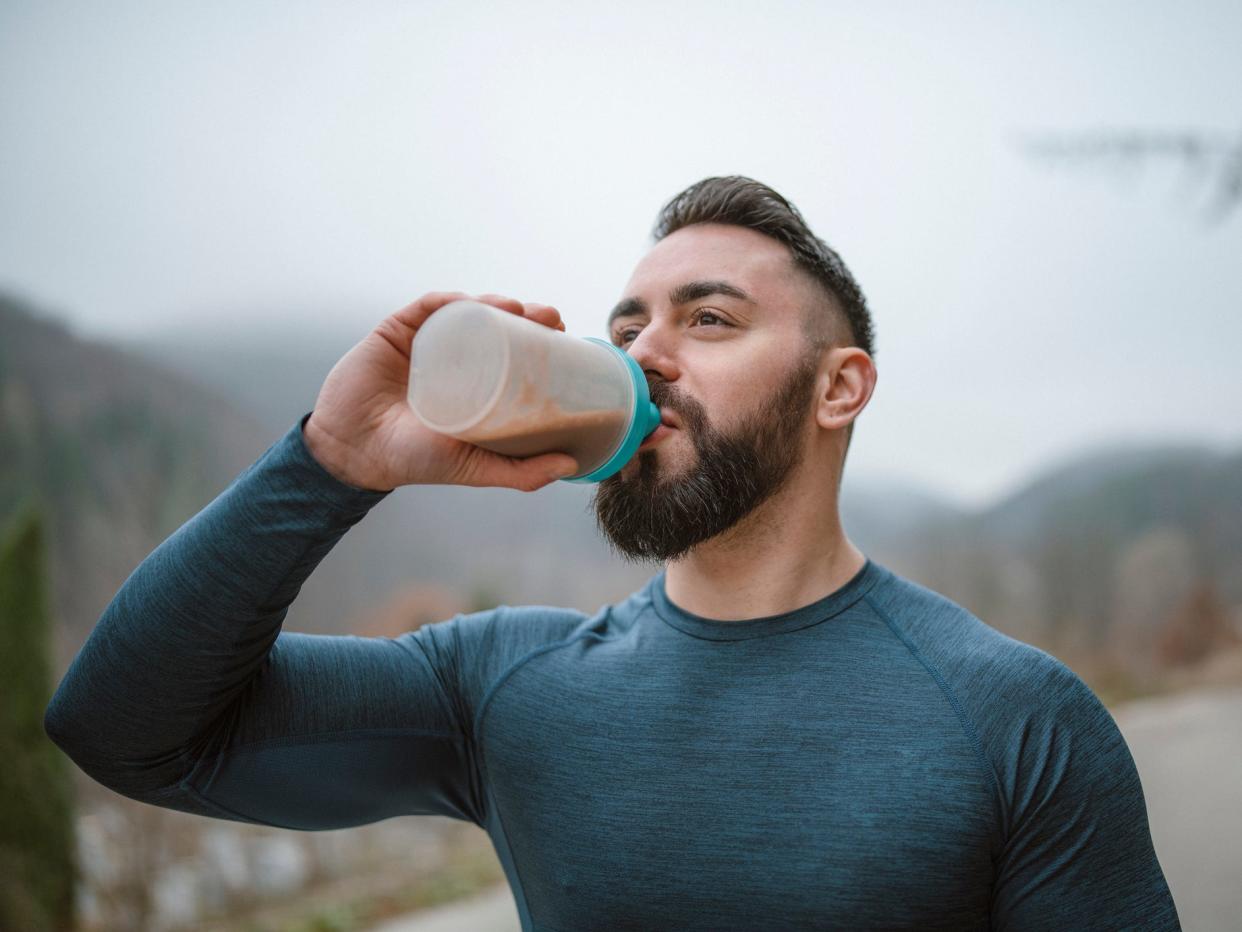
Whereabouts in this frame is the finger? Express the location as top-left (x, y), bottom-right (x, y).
top-left (473, 293), bottom-right (527, 316)
top-left (504, 452), bottom-right (581, 491)
top-left (389, 291), bottom-right (472, 331)
top-left (461, 448), bottom-right (580, 492)
top-left (521, 303), bottom-right (566, 331)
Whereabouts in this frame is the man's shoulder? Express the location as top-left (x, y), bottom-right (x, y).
top-left (403, 582), bottom-right (654, 692)
top-left (867, 564), bottom-right (1135, 822)
top-left (411, 602), bottom-right (592, 664)
top-left (866, 563), bottom-right (1102, 725)
top-left (474, 581), bottom-right (654, 652)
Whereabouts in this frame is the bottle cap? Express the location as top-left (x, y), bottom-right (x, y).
top-left (561, 338), bottom-right (660, 483)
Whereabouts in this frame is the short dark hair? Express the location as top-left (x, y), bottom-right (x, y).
top-left (653, 176), bottom-right (875, 361)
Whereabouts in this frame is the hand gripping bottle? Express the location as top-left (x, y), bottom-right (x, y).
top-left (406, 299), bottom-right (661, 483)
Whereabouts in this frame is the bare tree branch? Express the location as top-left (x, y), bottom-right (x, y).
top-left (1016, 126), bottom-right (1242, 226)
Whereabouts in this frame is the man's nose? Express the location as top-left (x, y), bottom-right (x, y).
top-left (624, 319), bottom-right (680, 383)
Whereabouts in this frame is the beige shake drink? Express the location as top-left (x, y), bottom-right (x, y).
top-left (407, 300), bottom-right (660, 483)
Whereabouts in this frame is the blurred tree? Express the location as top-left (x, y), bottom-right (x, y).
top-left (468, 580), bottom-right (506, 615)
top-left (0, 502), bottom-right (79, 931)
top-left (353, 582), bottom-right (471, 638)
top-left (1020, 125), bottom-right (1242, 225)
top-left (1156, 578), bottom-right (1240, 668)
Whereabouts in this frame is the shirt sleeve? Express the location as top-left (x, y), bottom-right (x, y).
top-left (43, 411), bottom-right (490, 830)
top-left (990, 659), bottom-right (1182, 930)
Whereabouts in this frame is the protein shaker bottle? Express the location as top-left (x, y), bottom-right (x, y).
top-left (407, 299), bottom-right (660, 483)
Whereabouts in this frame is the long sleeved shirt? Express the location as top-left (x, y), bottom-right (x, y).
top-left (44, 411), bottom-right (1181, 931)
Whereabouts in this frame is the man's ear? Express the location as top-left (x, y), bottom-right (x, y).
top-left (815, 347), bottom-right (876, 431)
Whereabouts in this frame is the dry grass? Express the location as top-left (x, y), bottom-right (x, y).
top-left (186, 824), bottom-right (505, 932)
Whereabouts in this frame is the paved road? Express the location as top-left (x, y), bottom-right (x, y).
top-left (373, 686), bottom-right (1242, 931)
top-left (1112, 686), bottom-right (1242, 932)
top-left (369, 884), bottom-right (519, 932)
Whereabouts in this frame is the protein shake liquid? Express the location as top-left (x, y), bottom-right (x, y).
top-left (407, 300), bottom-right (660, 483)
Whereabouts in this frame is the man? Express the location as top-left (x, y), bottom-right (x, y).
top-left (45, 176), bottom-right (1179, 929)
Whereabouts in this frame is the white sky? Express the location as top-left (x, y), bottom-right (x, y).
top-left (3, 0), bottom-right (1240, 506)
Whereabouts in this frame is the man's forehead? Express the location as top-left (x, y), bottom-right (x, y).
top-left (621, 223), bottom-right (800, 304)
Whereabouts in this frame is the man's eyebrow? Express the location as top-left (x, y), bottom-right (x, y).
top-left (669, 279), bottom-right (754, 307)
top-left (607, 280), bottom-right (755, 331)
top-left (607, 297), bottom-right (646, 329)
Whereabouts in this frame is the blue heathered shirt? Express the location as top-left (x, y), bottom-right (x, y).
top-left (44, 412), bottom-right (1180, 931)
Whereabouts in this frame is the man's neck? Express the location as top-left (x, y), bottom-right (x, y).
top-left (662, 469), bottom-right (866, 622)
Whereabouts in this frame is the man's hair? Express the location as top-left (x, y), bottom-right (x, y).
top-left (652, 175), bottom-right (875, 451)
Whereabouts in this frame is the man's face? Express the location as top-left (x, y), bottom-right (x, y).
top-left (591, 223), bottom-right (824, 564)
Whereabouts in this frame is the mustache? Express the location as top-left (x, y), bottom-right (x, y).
top-left (647, 380), bottom-right (703, 431)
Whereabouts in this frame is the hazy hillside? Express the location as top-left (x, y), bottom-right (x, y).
top-left (2, 296), bottom-right (259, 662)
top-left (6, 295), bottom-right (1239, 693)
top-left (972, 443), bottom-right (1242, 651)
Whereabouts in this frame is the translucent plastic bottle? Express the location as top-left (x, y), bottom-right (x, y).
top-left (407, 300), bottom-right (660, 483)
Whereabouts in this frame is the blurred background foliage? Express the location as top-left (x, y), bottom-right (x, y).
top-left (0, 504), bottom-right (79, 931)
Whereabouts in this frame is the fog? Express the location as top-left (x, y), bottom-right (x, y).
top-left (2, 0), bottom-right (1240, 505)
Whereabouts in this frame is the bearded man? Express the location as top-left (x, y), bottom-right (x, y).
top-left (46, 176), bottom-right (1180, 930)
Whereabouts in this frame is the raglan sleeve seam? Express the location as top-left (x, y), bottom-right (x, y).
top-left (863, 593), bottom-right (1010, 842)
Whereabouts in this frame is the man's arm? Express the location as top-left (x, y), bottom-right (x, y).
top-left (45, 292), bottom-right (576, 830)
top-left (43, 413), bottom-right (487, 829)
top-left (990, 661), bottom-right (1181, 930)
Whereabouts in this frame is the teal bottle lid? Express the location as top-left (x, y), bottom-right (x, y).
top-left (561, 338), bottom-right (661, 483)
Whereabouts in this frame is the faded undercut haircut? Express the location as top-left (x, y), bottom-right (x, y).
top-left (652, 175), bottom-right (875, 449)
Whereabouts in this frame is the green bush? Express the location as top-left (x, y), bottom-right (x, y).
top-left (0, 502), bottom-right (79, 931)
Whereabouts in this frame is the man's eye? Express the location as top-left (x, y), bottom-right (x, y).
top-left (614, 310), bottom-right (729, 345)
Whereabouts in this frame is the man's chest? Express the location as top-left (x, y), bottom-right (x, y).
top-left (478, 657), bottom-right (999, 930)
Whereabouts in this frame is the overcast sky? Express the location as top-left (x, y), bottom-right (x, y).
top-left (3, 1), bottom-right (1240, 506)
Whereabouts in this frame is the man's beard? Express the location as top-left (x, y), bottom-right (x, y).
top-left (590, 350), bottom-right (821, 565)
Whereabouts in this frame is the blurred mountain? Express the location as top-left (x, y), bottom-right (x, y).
top-left (5, 294), bottom-right (1239, 688)
top-left (965, 442), bottom-right (1242, 663)
top-left (859, 442), bottom-right (1242, 681)
top-left (121, 318), bottom-right (358, 437)
top-left (2, 294), bottom-right (273, 668)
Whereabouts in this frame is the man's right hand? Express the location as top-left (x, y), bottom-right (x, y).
top-left (303, 292), bottom-right (580, 493)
